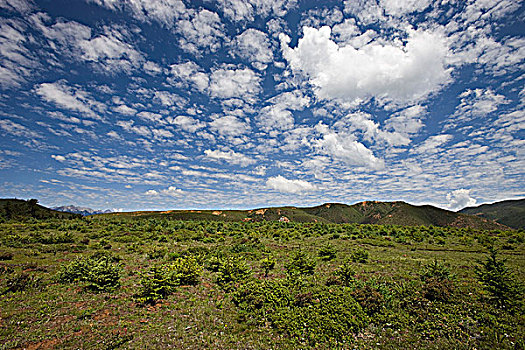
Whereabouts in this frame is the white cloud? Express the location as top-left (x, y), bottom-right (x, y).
top-left (232, 28), bottom-right (273, 71)
top-left (457, 88), bottom-right (509, 117)
top-left (35, 81), bottom-right (105, 121)
top-left (266, 175), bottom-right (317, 194)
top-left (209, 66), bottom-right (261, 102)
top-left (0, 19), bottom-right (37, 89)
top-left (177, 9), bottom-right (225, 54)
top-left (281, 26), bottom-right (452, 107)
top-left (113, 104), bottom-right (137, 116)
top-left (167, 61), bottom-right (209, 92)
top-left (32, 15), bottom-right (145, 74)
top-left (209, 115), bottom-right (250, 137)
top-left (384, 105), bottom-right (426, 136)
top-left (204, 149), bottom-right (256, 167)
top-left (215, 0), bottom-right (297, 22)
top-left (379, 0), bottom-right (432, 17)
top-left (51, 154), bottom-right (66, 162)
top-left (0, 0), bottom-right (34, 13)
top-left (0, 119), bottom-right (41, 138)
top-left (446, 188), bottom-right (477, 210)
top-left (172, 115), bottom-right (206, 133)
top-left (411, 134), bottom-right (453, 154)
top-left (314, 127), bottom-right (385, 170)
top-left (333, 112), bottom-right (410, 146)
top-left (88, 0), bottom-right (188, 28)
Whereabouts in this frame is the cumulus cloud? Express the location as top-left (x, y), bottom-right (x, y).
top-left (314, 127), bottom-right (385, 170)
top-left (215, 0), bottom-right (297, 22)
top-left (456, 88), bottom-right (509, 117)
top-left (209, 115), bottom-right (250, 137)
top-left (280, 26), bottom-right (452, 107)
top-left (32, 15), bottom-right (146, 74)
top-left (209, 66), bottom-right (261, 102)
top-left (266, 175), bottom-right (317, 194)
top-left (256, 90), bottom-right (309, 132)
top-left (167, 61), bottom-right (209, 92)
top-left (411, 134), bottom-right (453, 154)
top-left (172, 115), bottom-right (206, 133)
top-left (177, 9), bottom-right (226, 54)
top-left (231, 28), bottom-right (273, 71)
top-left (446, 188), bottom-right (477, 210)
top-left (204, 149), bottom-right (256, 167)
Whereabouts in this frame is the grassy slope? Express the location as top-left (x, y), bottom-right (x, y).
top-left (0, 199), bottom-right (80, 220)
top-left (100, 201), bottom-right (509, 230)
top-left (460, 199), bottom-right (525, 229)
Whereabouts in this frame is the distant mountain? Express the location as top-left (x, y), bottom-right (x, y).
top-left (0, 199), bottom-right (80, 220)
top-left (459, 198), bottom-right (525, 229)
top-left (102, 201), bottom-right (511, 230)
top-left (52, 205), bottom-right (114, 216)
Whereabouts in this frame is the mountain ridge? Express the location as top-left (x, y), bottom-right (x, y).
top-left (459, 198), bottom-right (525, 229)
top-left (101, 200), bottom-right (512, 230)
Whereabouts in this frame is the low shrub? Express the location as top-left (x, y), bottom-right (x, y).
top-left (318, 244), bottom-right (337, 261)
top-left (350, 247), bottom-right (369, 263)
top-left (216, 256), bottom-right (251, 289)
top-left (260, 256), bottom-right (276, 277)
top-left (57, 255), bottom-right (121, 293)
top-left (1, 272), bottom-right (41, 295)
top-left (285, 251), bottom-right (316, 276)
top-left (333, 259), bottom-right (357, 287)
top-left (420, 260), bottom-right (455, 302)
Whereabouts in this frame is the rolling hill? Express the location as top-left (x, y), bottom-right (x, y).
top-left (0, 199), bottom-right (81, 220)
top-left (459, 198), bottom-right (525, 229)
top-left (101, 201), bottom-right (511, 230)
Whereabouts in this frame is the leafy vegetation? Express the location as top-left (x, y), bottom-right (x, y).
top-left (0, 215), bottom-right (523, 349)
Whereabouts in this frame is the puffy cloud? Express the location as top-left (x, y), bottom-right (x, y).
top-left (384, 105), bottom-right (426, 137)
top-left (266, 175), bottom-right (317, 194)
top-left (113, 104), bottom-right (136, 116)
top-left (379, 0), bottom-right (432, 17)
top-left (35, 81), bottom-right (105, 121)
top-left (333, 112), bottom-right (410, 146)
top-left (281, 26), bottom-right (452, 107)
top-left (209, 66), bottom-right (261, 102)
top-left (177, 9), bottom-right (226, 54)
top-left (215, 0), bottom-right (297, 22)
top-left (172, 115), bottom-right (206, 133)
top-left (31, 15), bottom-right (146, 74)
top-left (231, 28), bottom-right (273, 71)
top-left (456, 89), bottom-right (509, 117)
top-left (256, 90), bottom-right (309, 132)
top-left (204, 149), bottom-right (256, 167)
top-left (446, 189), bottom-right (477, 210)
top-left (314, 128), bottom-right (385, 170)
top-left (167, 61), bottom-right (209, 92)
top-left (51, 154), bottom-right (66, 162)
top-left (209, 115), bottom-right (250, 137)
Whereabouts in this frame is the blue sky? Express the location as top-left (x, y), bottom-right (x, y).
top-left (0, 0), bottom-right (523, 211)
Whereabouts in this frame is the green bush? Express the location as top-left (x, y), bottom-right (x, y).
top-left (216, 256), bottom-right (251, 289)
top-left (136, 257), bottom-right (202, 304)
top-left (285, 251), bottom-right (316, 276)
top-left (168, 256), bottom-right (202, 285)
top-left (0, 251), bottom-right (14, 260)
top-left (136, 265), bottom-right (175, 305)
top-left (475, 248), bottom-right (523, 311)
top-left (318, 244), bottom-right (337, 261)
top-left (420, 260), bottom-right (455, 302)
top-left (57, 255), bottom-right (121, 293)
top-left (331, 259), bottom-right (357, 287)
top-left (260, 256), bottom-right (276, 277)
top-left (233, 279), bottom-right (367, 345)
top-left (350, 247), bottom-right (369, 263)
